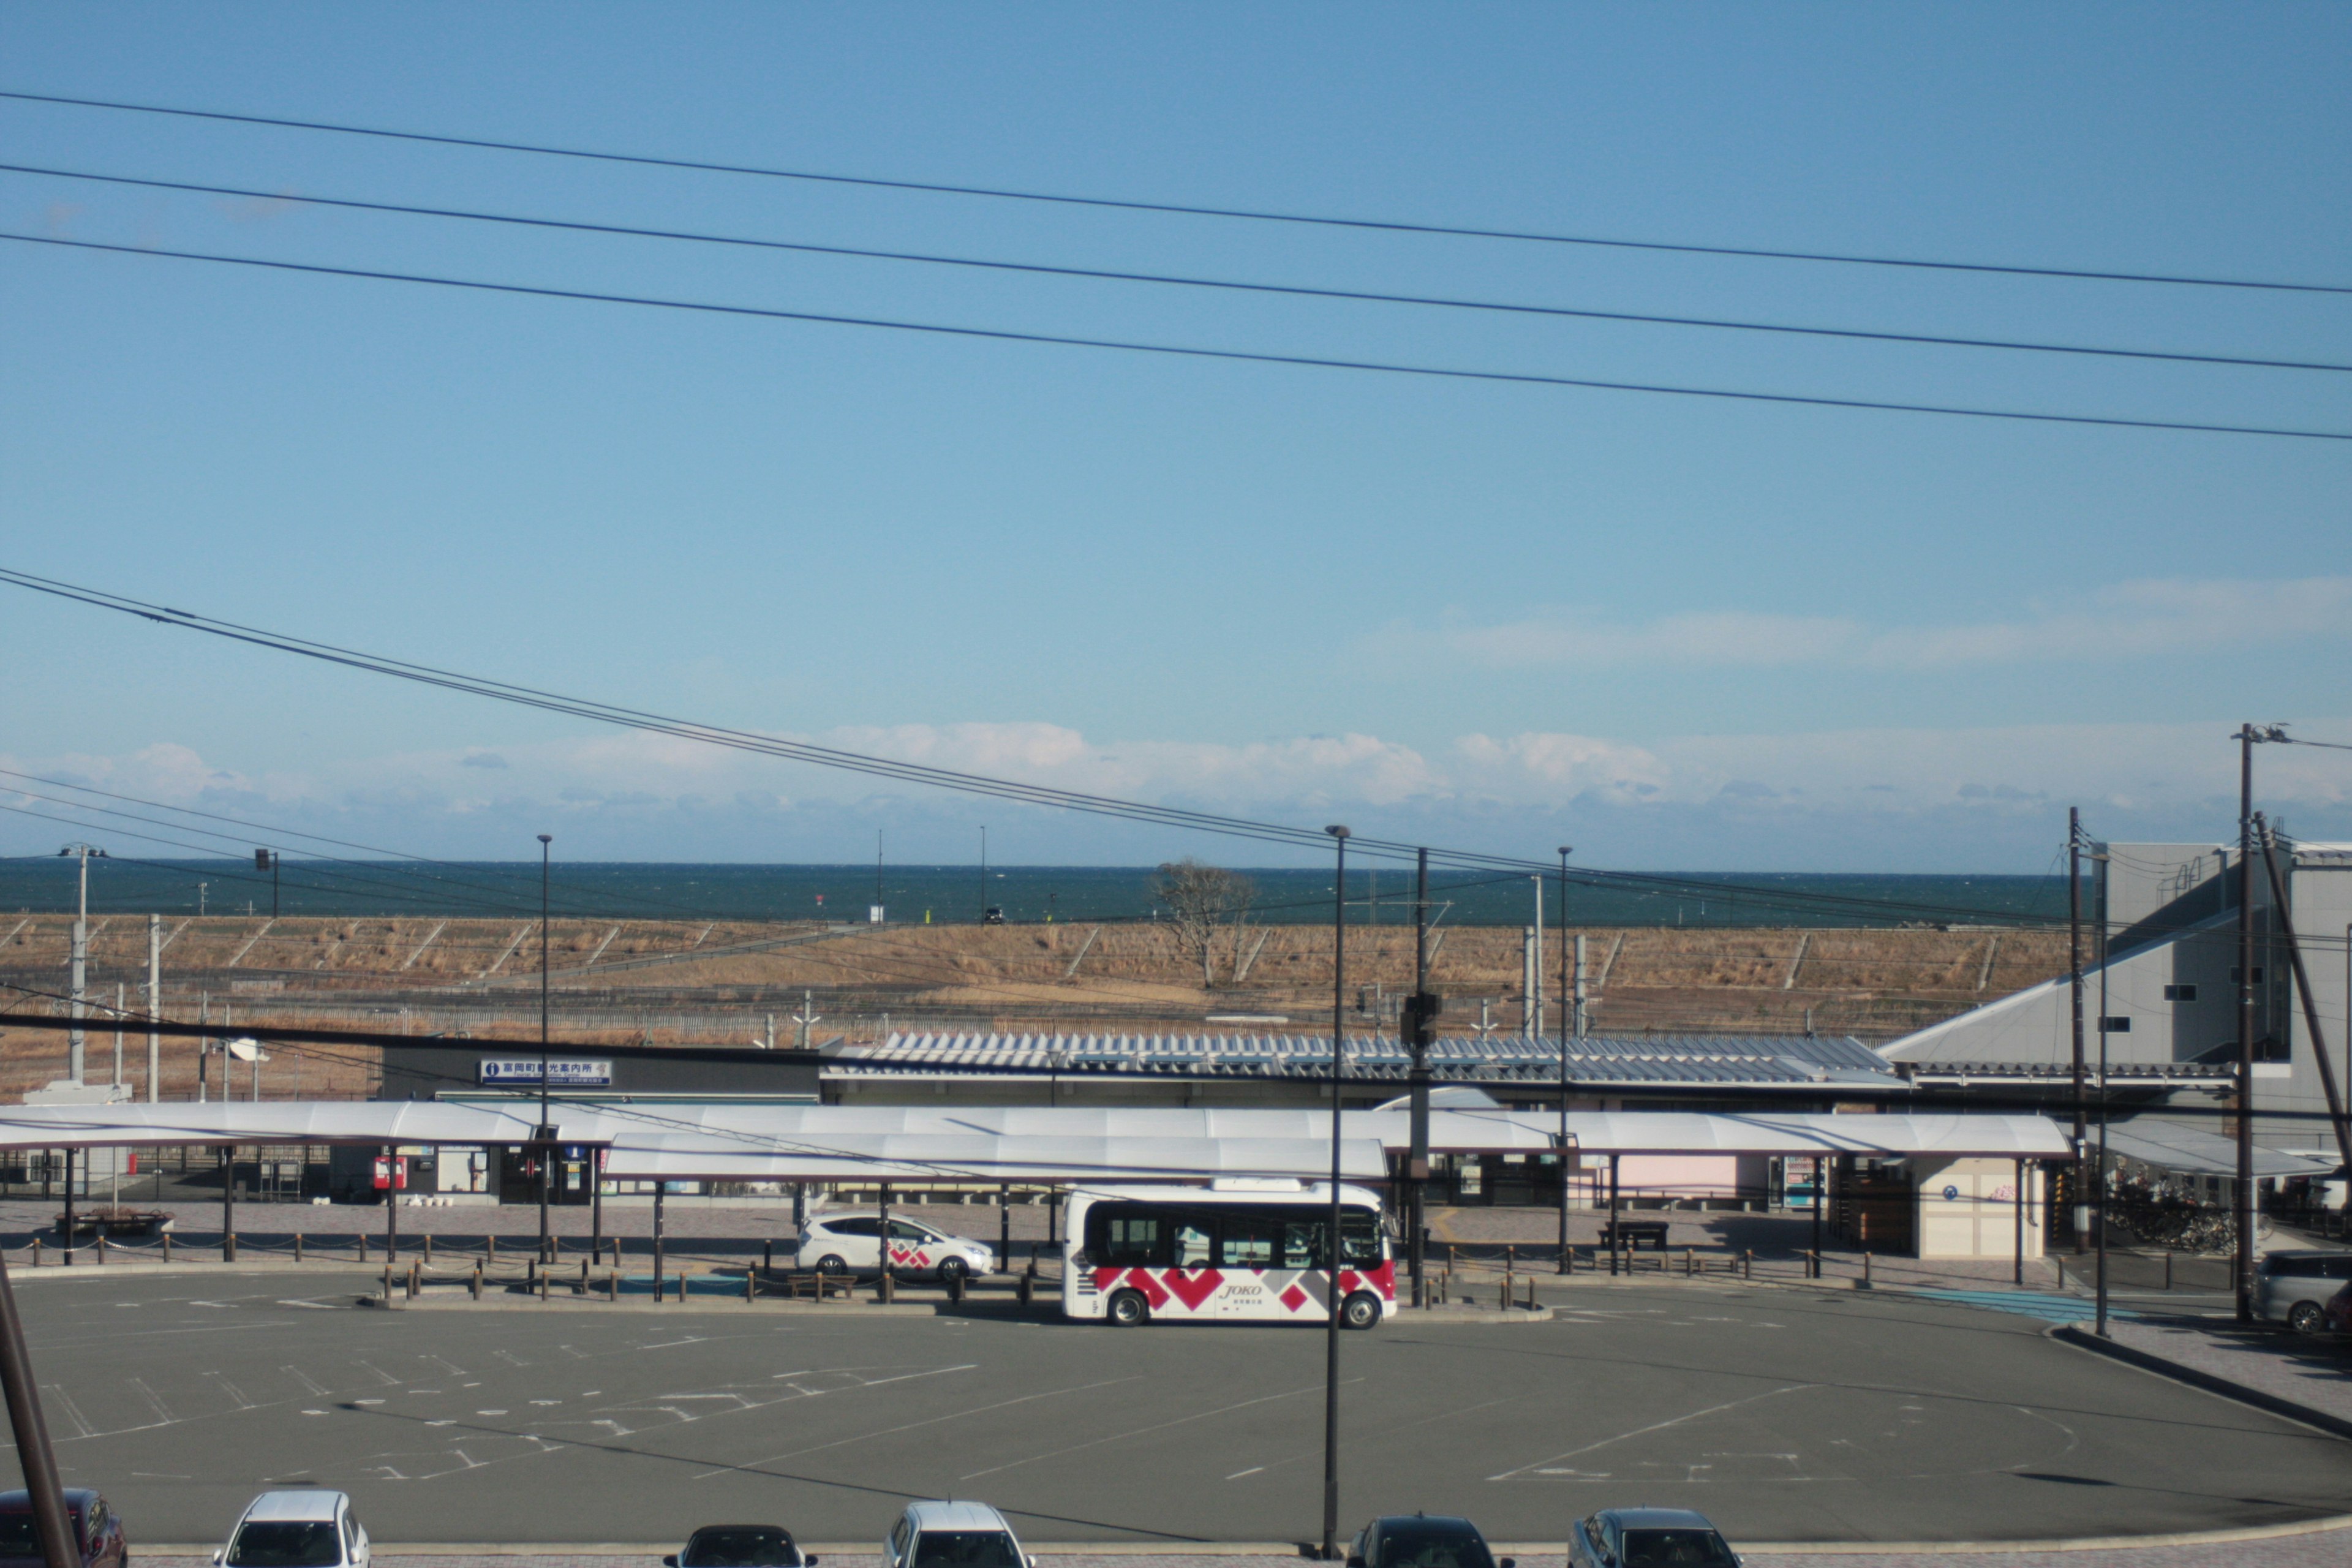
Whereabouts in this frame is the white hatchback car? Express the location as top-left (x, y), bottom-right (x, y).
top-left (794, 1214), bottom-right (996, 1283)
top-left (884, 1501), bottom-right (1031, 1568)
top-left (215, 1491), bottom-right (369, 1568)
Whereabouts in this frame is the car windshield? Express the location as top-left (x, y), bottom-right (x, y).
top-left (685, 1528), bottom-right (798, 1566)
top-left (230, 1521), bottom-right (344, 1567)
top-left (1378, 1529), bottom-right (1493, 1568)
top-left (912, 1531), bottom-right (1021, 1568)
top-left (1619, 1529), bottom-right (1734, 1567)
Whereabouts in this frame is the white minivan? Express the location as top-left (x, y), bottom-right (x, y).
top-left (884, 1501), bottom-right (1031, 1568)
top-left (216, 1491), bottom-right (369, 1568)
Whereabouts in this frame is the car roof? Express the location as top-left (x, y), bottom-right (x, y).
top-left (1599, 1509), bottom-right (1720, 1530)
top-left (903, 1501), bottom-right (1013, 1532)
top-left (1370, 1517), bottom-right (1482, 1535)
top-left (242, 1491), bottom-right (347, 1522)
top-left (0, 1490), bottom-right (99, 1510)
top-left (814, 1213), bottom-right (934, 1227)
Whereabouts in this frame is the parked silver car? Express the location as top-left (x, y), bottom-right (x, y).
top-left (884, 1501), bottom-right (1031, 1568)
top-left (2253, 1250), bottom-right (2352, 1333)
top-left (1569, 1509), bottom-right (1738, 1568)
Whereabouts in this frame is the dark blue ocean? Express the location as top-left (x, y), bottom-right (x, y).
top-left (0, 858), bottom-right (2070, 929)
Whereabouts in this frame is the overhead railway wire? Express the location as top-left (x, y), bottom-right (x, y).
top-left (6, 161), bottom-right (2345, 376)
top-left (1, 567), bottom-right (2095, 930)
top-left (7, 233), bottom-right (2345, 443)
top-left (6, 86), bottom-right (2348, 296)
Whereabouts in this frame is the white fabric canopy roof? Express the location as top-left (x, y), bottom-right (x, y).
top-left (2100, 1120), bottom-right (2337, 1180)
top-left (0, 1101), bottom-right (2070, 1180)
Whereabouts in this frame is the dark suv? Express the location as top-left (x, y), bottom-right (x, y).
top-left (1345, 1515), bottom-right (1512, 1568)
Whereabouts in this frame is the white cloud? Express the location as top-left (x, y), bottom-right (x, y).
top-left (1433, 576), bottom-right (2352, 671)
top-left (7, 717), bottom-right (2349, 869)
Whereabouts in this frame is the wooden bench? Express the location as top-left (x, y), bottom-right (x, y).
top-left (1601, 1220), bottom-right (1672, 1251)
top-left (776, 1270), bottom-right (858, 1302)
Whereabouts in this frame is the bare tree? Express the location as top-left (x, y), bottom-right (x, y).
top-left (1156, 857), bottom-right (1256, 987)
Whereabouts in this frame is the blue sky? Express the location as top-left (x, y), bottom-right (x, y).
top-left (2, 4), bottom-right (2347, 871)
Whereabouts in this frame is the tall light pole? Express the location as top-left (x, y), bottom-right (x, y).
top-left (2067, 808), bottom-right (2085, 1251)
top-left (538, 832), bottom-right (554, 1259)
top-left (1557, 846), bottom-right (1573, 1273)
top-left (1321, 824), bottom-right (1349, 1562)
top-left (57, 845), bottom-right (107, 1085)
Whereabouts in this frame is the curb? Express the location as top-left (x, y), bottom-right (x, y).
top-left (2049, 1323), bottom-right (2352, 1441)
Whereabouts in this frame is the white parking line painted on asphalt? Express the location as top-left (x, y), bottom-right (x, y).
top-left (958, 1378), bottom-right (1363, 1483)
top-left (698, 1375), bottom-right (1135, 1481)
top-left (1487, 1384), bottom-right (1817, 1481)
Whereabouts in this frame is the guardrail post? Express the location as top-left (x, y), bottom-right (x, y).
top-left (162, 1232), bottom-right (172, 1263)
top-left (486, 1234), bottom-right (496, 1267)
top-left (1743, 1250), bottom-right (1752, 1281)
top-left (2164, 1252), bottom-right (2173, 1291)
top-left (409, 1259), bottom-right (421, 1300)
top-left (540, 1262), bottom-right (549, 1303)
top-left (294, 1232), bottom-right (304, 1265)
top-left (1684, 1247), bottom-right (1693, 1278)
top-left (423, 1234), bottom-right (432, 1266)
top-left (358, 1232), bottom-right (368, 1264)
top-left (879, 1269), bottom-right (895, 1305)
top-left (1017, 1269), bottom-right (1034, 1309)
top-left (763, 1239), bottom-right (774, 1274)
top-left (1863, 1250), bottom-right (1872, 1289)
top-left (94, 1235), bottom-right (105, 1267)
top-left (745, 1269), bottom-right (755, 1304)
top-left (606, 1268), bottom-right (617, 1302)
top-left (470, 1263), bottom-right (481, 1301)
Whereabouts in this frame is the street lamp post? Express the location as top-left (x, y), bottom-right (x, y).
top-left (57, 845), bottom-right (107, 1085)
top-left (1557, 846), bottom-right (1573, 1273)
top-left (538, 833), bottom-right (554, 1261)
top-left (1321, 824), bottom-right (1349, 1561)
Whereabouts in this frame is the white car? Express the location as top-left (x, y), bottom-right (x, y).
top-left (215, 1491), bottom-right (369, 1568)
top-left (794, 1213), bottom-right (996, 1283)
top-left (884, 1501), bottom-right (1032, 1568)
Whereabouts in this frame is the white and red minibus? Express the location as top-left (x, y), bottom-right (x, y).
top-left (1062, 1180), bottom-right (1395, 1328)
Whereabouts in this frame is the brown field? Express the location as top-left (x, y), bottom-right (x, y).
top-left (0, 912), bottom-right (2066, 1100)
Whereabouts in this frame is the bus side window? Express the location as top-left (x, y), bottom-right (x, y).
top-left (1173, 1222), bottom-right (1213, 1267)
top-left (1101, 1213), bottom-right (1163, 1267)
top-left (1283, 1219), bottom-right (1326, 1270)
top-left (1219, 1213), bottom-right (1280, 1267)
top-left (1342, 1216), bottom-right (1384, 1267)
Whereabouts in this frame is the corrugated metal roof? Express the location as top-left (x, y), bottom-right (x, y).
top-left (829, 1031), bottom-right (1899, 1087)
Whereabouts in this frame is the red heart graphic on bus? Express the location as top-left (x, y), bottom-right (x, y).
top-left (1163, 1268), bottom-right (1223, 1311)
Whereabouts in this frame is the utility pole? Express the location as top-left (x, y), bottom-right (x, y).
top-left (1529, 876), bottom-right (1544, 1040)
top-left (979, 826), bottom-right (987, 919)
top-left (2068, 808), bottom-right (2085, 1252)
top-left (1557, 847), bottom-right (1573, 1273)
top-left (2233, 725), bottom-right (2287, 1322)
top-left (0, 1246), bottom-right (78, 1568)
top-left (59, 844), bottom-right (106, 1085)
top-left (2095, 842), bottom-right (2111, 1338)
top-left (1321, 824), bottom-right (1349, 1563)
top-left (145, 914), bottom-right (160, 1104)
top-left (537, 833), bottom-right (554, 1262)
top-left (1404, 848), bottom-right (1438, 1307)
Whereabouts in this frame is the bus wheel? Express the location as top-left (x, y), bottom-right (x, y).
top-left (1340, 1292), bottom-right (1381, 1330)
top-left (1107, 1289), bottom-right (1151, 1327)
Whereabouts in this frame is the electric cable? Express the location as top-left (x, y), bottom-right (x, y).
top-left (6, 161), bottom-right (2344, 375)
top-left (4, 86), bottom-right (2346, 296)
top-left (7, 233), bottom-right (2345, 443)
top-left (0, 567), bottom-right (2095, 929)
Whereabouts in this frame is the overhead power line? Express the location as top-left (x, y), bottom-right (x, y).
top-left (4, 86), bottom-right (2346, 297)
top-left (0, 566), bottom-right (2079, 929)
top-left (7, 233), bottom-right (2344, 443)
top-left (7, 162), bottom-right (2345, 375)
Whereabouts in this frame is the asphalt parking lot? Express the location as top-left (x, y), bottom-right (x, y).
top-left (15, 1270), bottom-right (2349, 1550)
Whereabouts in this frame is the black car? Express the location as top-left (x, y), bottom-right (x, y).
top-left (1569, 1509), bottom-right (1738, 1568)
top-left (1345, 1515), bottom-right (1512, 1568)
top-left (0, 1490), bottom-right (127, 1568)
top-left (665, 1526), bottom-right (815, 1568)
